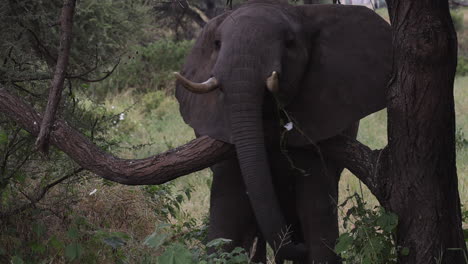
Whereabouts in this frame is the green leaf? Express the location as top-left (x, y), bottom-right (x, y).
top-left (335, 233), bottom-right (353, 253)
top-left (184, 188), bottom-right (192, 200)
top-left (206, 238), bottom-right (232, 249)
top-left (48, 236), bottom-right (64, 250)
top-left (463, 229), bottom-right (468, 242)
top-left (0, 132), bottom-right (8, 144)
top-left (376, 211), bottom-right (398, 233)
top-left (65, 242), bottom-right (83, 261)
top-left (11, 256), bottom-right (24, 264)
top-left (32, 222), bottom-right (46, 237)
top-left (67, 227), bottom-right (79, 240)
top-left (157, 243), bottom-right (194, 264)
top-left (103, 236), bottom-right (127, 249)
top-left (143, 232), bottom-right (167, 249)
top-left (30, 242), bottom-right (46, 254)
top-left (401, 247), bottom-right (410, 256)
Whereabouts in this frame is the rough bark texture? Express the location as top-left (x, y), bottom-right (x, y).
top-left (0, 87), bottom-right (234, 185)
top-left (384, 0), bottom-right (466, 262)
top-left (35, 0), bottom-right (76, 154)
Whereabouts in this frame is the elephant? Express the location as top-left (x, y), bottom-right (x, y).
top-left (174, 0), bottom-right (391, 262)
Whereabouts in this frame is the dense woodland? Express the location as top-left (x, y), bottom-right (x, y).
top-left (0, 0), bottom-right (467, 263)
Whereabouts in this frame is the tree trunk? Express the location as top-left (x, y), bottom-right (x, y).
top-left (385, 0), bottom-right (466, 262)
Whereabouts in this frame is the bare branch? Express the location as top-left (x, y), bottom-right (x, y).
top-left (35, 0), bottom-right (76, 154)
top-left (0, 86), bottom-right (235, 186)
top-left (70, 59), bottom-right (120, 83)
top-left (319, 134), bottom-right (389, 200)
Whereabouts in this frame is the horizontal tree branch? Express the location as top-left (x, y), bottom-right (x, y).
top-left (0, 86), bottom-right (235, 185)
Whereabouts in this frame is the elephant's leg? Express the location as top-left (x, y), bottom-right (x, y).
top-left (295, 155), bottom-right (341, 264)
top-left (270, 148), bottom-right (339, 264)
top-left (293, 124), bottom-right (359, 264)
top-left (208, 157), bottom-right (266, 263)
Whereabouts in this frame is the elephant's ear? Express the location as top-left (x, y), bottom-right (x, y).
top-left (175, 13), bottom-right (232, 143)
top-left (286, 5), bottom-right (392, 146)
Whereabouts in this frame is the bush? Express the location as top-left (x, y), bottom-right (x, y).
top-left (93, 40), bottom-right (193, 98)
top-left (451, 9), bottom-right (464, 33)
top-left (457, 56), bottom-right (468, 77)
top-left (335, 193), bottom-right (401, 264)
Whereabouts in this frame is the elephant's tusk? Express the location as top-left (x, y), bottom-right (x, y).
top-left (266, 71), bottom-right (279, 93)
top-left (174, 72), bottom-right (219, 94)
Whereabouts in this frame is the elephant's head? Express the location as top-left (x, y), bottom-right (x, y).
top-left (175, 0), bottom-right (391, 260)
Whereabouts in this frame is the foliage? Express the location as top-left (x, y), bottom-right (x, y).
top-left (462, 206), bottom-right (468, 244)
top-left (335, 193), bottom-right (400, 264)
top-left (92, 40), bottom-right (193, 98)
top-left (155, 239), bottom-right (252, 264)
top-left (457, 56), bottom-right (468, 76)
top-left (0, 0), bottom-right (160, 263)
top-left (456, 127), bottom-right (468, 150)
top-left (451, 9), bottom-right (465, 33)
top-left (0, 0), bottom-right (147, 85)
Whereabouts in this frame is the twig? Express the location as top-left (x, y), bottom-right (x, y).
top-left (0, 167), bottom-right (83, 219)
top-left (70, 59), bottom-right (120, 83)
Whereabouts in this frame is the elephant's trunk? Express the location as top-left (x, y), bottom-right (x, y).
top-left (225, 69), bottom-right (306, 260)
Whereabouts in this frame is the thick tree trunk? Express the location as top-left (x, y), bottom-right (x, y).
top-left (385, 0), bottom-right (466, 263)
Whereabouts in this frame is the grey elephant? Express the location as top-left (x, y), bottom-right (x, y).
top-left (174, 0), bottom-right (391, 263)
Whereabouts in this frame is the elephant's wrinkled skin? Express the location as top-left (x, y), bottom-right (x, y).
top-left (175, 0), bottom-right (391, 262)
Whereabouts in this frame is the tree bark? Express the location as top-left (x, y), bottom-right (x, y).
top-left (384, 0), bottom-right (466, 262)
top-left (35, 0), bottom-right (76, 154)
top-left (0, 86), bottom-right (234, 185)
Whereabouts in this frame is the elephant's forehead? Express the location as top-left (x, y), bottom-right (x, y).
top-left (227, 5), bottom-right (290, 27)
top-left (219, 13), bottom-right (289, 40)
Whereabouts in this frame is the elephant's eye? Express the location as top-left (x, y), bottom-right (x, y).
top-left (214, 40), bottom-right (221, 50)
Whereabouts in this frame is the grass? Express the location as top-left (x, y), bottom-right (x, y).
top-left (100, 89), bottom-right (213, 224)
top-left (455, 76), bottom-right (468, 204)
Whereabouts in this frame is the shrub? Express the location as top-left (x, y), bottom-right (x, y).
top-left (457, 56), bottom-right (468, 77)
top-left (93, 40), bottom-right (193, 98)
top-left (335, 193), bottom-right (401, 264)
top-left (451, 9), bottom-right (464, 33)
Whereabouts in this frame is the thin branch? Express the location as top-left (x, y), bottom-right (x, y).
top-left (0, 168), bottom-right (83, 219)
top-left (35, 0), bottom-right (76, 154)
top-left (3, 57), bottom-right (120, 83)
top-left (318, 134), bottom-right (390, 200)
top-left (70, 59), bottom-right (120, 83)
top-left (21, 25), bottom-right (57, 68)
